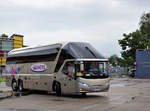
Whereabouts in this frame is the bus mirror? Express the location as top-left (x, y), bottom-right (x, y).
top-left (80, 64), bottom-right (84, 71)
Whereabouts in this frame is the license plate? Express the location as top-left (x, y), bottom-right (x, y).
top-left (92, 86), bottom-right (101, 91)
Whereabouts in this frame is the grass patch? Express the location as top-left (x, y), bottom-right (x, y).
top-left (0, 78), bottom-right (6, 82)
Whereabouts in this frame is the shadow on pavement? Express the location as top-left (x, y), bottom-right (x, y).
top-left (13, 90), bottom-right (107, 100)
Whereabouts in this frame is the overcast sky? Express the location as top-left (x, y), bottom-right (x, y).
top-left (0, 0), bottom-right (149, 57)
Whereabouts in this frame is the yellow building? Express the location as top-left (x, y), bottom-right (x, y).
top-left (11, 34), bottom-right (23, 49)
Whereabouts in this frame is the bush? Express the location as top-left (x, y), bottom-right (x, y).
top-left (0, 78), bottom-right (6, 82)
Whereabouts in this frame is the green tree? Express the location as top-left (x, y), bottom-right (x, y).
top-left (118, 30), bottom-right (148, 66)
top-left (140, 12), bottom-right (150, 39)
top-left (1, 34), bottom-right (8, 38)
top-left (109, 55), bottom-right (126, 67)
top-left (118, 11), bottom-right (150, 66)
top-left (109, 54), bottom-right (120, 66)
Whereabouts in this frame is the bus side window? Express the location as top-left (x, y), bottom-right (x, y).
top-left (62, 62), bottom-right (75, 77)
top-left (62, 64), bottom-right (68, 75)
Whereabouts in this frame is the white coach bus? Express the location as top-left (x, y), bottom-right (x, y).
top-left (3, 42), bottom-right (110, 96)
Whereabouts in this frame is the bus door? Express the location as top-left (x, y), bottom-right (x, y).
top-left (61, 62), bottom-right (77, 94)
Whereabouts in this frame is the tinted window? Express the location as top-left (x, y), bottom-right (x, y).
top-left (7, 44), bottom-right (62, 64)
top-left (62, 61), bottom-right (75, 76)
top-left (54, 42), bottom-right (105, 72)
top-left (62, 42), bottom-right (105, 59)
top-left (54, 49), bottom-right (74, 72)
top-left (7, 53), bottom-right (57, 64)
top-left (8, 44), bottom-right (62, 58)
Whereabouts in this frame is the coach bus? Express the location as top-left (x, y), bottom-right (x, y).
top-left (3, 42), bottom-right (110, 96)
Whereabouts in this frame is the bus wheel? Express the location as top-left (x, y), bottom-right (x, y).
top-left (82, 92), bottom-right (86, 97)
top-left (56, 82), bottom-right (61, 96)
top-left (18, 81), bottom-right (24, 92)
top-left (11, 80), bottom-right (18, 91)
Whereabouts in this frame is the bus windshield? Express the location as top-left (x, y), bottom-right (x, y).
top-left (76, 61), bottom-right (109, 79)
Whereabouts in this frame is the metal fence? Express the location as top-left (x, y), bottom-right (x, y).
top-left (109, 66), bottom-right (128, 77)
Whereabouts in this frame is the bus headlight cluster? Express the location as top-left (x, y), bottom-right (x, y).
top-left (79, 82), bottom-right (88, 87)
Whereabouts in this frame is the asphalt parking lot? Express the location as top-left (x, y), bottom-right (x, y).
top-left (0, 78), bottom-right (150, 111)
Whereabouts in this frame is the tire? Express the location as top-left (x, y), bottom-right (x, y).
top-left (18, 81), bottom-right (24, 92)
top-left (56, 82), bottom-right (61, 96)
top-left (52, 81), bottom-right (56, 91)
top-left (11, 80), bottom-right (18, 91)
top-left (82, 92), bottom-right (86, 97)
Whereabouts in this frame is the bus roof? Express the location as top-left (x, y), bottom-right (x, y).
top-left (8, 42), bottom-right (106, 59)
top-left (9, 42), bottom-right (66, 53)
top-left (8, 42), bottom-right (64, 58)
top-left (62, 42), bottom-right (105, 59)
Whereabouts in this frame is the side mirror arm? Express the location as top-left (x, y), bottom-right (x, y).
top-left (74, 64), bottom-right (77, 80)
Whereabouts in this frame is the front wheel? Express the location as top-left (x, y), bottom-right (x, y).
top-left (82, 92), bottom-right (87, 97)
top-left (11, 80), bottom-right (18, 91)
top-left (55, 83), bottom-right (61, 96)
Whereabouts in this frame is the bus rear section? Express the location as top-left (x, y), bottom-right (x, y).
top-left (3, 43), bottom-right (62, 93)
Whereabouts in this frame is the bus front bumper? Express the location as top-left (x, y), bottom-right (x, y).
top-left (79, 82), bottom-right (110, 93)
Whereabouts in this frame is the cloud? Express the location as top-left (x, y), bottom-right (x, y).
top-left (0, 0), bottom-right (96, 9)
top-left (123, 0), bottom-right (150, 7)
top-left (0, 0), bottom-right (149, 57)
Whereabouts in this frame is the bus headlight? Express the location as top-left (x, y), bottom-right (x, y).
top-left (79, 82), bottom-right (88, 87)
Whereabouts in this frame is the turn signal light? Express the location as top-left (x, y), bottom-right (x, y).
top-left (80, 88), bottom-right (83, 91)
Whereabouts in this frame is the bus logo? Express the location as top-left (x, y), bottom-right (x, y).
top-left (31, 64), bottom-right (47, 72)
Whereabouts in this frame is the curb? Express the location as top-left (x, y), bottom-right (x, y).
top-left (0, 82), bottom-right (13, 99)
top-left (0, 90), bottom-right (13, 99)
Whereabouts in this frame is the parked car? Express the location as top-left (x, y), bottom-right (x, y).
top-left (129, 69), bottom-right (136, 78)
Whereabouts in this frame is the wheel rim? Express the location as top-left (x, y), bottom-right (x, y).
top-left (12, 82), bottom-right (17, 90)
top-left (19, 83), bottom-right (22, 91)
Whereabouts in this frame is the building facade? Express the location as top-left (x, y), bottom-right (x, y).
top-left (136, 49), bottom-right (150, 78)
top-left (0, 34), bottom-right (23, 74)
